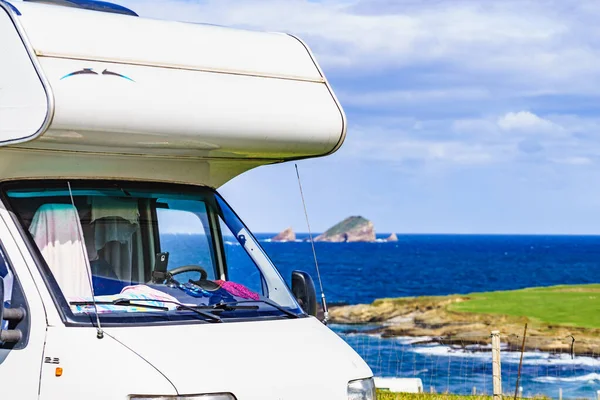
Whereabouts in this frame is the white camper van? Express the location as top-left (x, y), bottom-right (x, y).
top-left (0, 1), bottom-right (375, 399)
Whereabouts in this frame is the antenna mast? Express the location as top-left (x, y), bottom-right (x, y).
top-left (67, 182), bottom-right (104, 339)
top-left (294, 164), bottom-right (329, 324)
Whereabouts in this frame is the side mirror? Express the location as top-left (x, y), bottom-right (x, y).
top-left (0, 276), bottom-right (24, 344)
top-left (291, 270), bottom-right (317, 317)
top-left (0, 276), bottom-right (4, 327)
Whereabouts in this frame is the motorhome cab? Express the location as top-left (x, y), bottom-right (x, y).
top-left (0, 0), bottom-right (375, 399)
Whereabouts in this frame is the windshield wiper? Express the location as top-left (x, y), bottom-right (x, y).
top-left (70, 298), bottom-right (222, 323)
top-left (208, 302), bottom-right (259, 311)
top-left (191, 299), bottom-right (299, 319)
top-left (70, 299), bottom-right (169, 311)
top-left (172, 301), bottom-right (222, 323)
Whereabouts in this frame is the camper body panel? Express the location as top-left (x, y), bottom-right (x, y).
top-left (0, 202), bottom-right (48, 399)
top-left (16, 1), bottom-right (322, 81)
top-left (20, 56), bottom-right (343, 159)
top-left (2, 1), bottom-right (346, 165)
top-left (39, 326), bottom-right (177, 399)
top-left (37, 318), bottom-right (369, 400)
top-left (0, 4), bottom-right (52, 146)
top-left (0, 148), bottom-right (267, 188)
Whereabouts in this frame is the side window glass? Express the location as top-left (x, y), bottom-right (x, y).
top-left (219, 218), bottom-right (264, 295)
top-left (156, 200), bottom-right (216, 281)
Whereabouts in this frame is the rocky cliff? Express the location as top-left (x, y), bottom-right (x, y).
top-left (271, 227), bottom-right (296, 242)
top-left (314, 216), bottom-right (376, 242)
top-left (329, 294), bottom-right (600, 356)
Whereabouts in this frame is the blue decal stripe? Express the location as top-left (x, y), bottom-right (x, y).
top-left (60, 68), bottom-right (97, 80)
top-left (23, 0), bottom-right (137, 17)
top-left (1, 0), bottom-right (21, 15)
top-left (61, 68), bottom-right (135, 82)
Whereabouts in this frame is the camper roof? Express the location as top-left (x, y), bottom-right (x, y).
top-left (0, 0), bottom-right (346, 187)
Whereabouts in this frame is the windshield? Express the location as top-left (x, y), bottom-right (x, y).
top-left (2, 180), bottom-right (304, 324)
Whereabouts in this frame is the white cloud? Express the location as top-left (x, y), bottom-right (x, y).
top-left (339, 87), bottom-right (490, 108)
top-left (497, 111), bottom-right (563, 133)
top-left (117, 0), bottom-right (600, 92)
top-left (550, 156), bottom-right (594, 166)
top-left (452, 118), bottom-right (499, 136)
top-left (340, 125), bottom-right (506, 166)
top-left (341, 110), bottom-right (600, 169)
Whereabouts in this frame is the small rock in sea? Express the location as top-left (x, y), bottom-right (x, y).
top-left (385, 233), bottom-right (398, 242)
top-left (271, 227), bottom-right (296, 242)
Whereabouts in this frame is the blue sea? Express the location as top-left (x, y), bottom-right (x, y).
top-left (257, 233), bottom-right (600, 399)
top-left (256, 234), bottom-right (600, 305)
top-left (166, 233), bottom-right (600, 398)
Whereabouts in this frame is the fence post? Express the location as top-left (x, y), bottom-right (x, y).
top-left (559, 388), bottom-right (562, 400)
top-left (492, 330), bottom-right (502, 400)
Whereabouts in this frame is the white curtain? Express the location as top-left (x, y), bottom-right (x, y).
top-left (29, 204), bottom-right (93, 299)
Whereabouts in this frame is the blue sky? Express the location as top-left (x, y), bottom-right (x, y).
top-left (121, 0), bottom-right (600, 234)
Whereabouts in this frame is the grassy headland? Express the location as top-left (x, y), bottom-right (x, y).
top-left (448, 285), bottom-right (600, 328)
top-left (377, 393), bottom-right (491, 400)
top-left (329, 284), bottom-right (600, 355)
top-left (376, 392), bottom-right (548, 400)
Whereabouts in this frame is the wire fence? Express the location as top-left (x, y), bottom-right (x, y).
top-left (332, 326), bottom-right (600, 399)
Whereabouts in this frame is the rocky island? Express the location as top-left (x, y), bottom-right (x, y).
top-left (271, 227), bottom-right (296, 242)
top-left (314, 216), bottom-right (376, 243)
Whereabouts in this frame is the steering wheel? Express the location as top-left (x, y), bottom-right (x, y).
top-left (167, 265), bottom-right (208, 283)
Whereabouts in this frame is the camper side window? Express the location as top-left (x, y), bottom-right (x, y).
top-left (218, 218), bottom-right (264, 295)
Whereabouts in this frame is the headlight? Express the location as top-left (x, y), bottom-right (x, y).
top-left (129, 394), bottom-right (235, 400)
top-left (348, 377), bottom-right (376, 400)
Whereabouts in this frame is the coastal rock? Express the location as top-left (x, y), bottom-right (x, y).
top-left (314, 216), bottom-right (376, 243)
top-left (329, 295), bottom-right (600, 356)
top-left (271, 227), bottom-right (296, 242)
top-left (385, 233), bottom-right (398, 242)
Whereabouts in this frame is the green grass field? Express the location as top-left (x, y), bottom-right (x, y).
top-left (376, 393), bottom-right (548, 400)
top-left (376, 393), bottom-right (490, 400)
top-left (447, 284), bottom-right (600, 329)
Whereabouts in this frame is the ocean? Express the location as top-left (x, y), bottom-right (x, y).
top-left (167, 233), bottom-right (600, 398)
top-left (258, 233), bottom-right (600, 399)
top-left (257, 234), bottom-right (600, 305)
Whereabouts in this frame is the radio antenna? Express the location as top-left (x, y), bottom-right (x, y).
top-left (294, 164), bottom-right (329, 324)
top-left (67, 181), bottom-right (104, 339)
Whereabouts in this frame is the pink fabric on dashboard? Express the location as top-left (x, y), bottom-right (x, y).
top-left (215, 280), bottom-right (259, 300)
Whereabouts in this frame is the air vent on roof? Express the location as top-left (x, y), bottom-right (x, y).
top-left (23, 0), bottom-right (137, 16)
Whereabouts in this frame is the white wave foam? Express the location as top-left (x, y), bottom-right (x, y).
top-left (411, 344), bottom-right (600, 367)
top-left (339, 332), bottom-right (600, 368)
top-left (395, 336), bottom-right (434, 345)
top-left (534, 373), bottom-right (600, 383)
top-left (343, 331), bottom-right (382, 339)
top-left (464, 343), bottom-right (508, 351)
